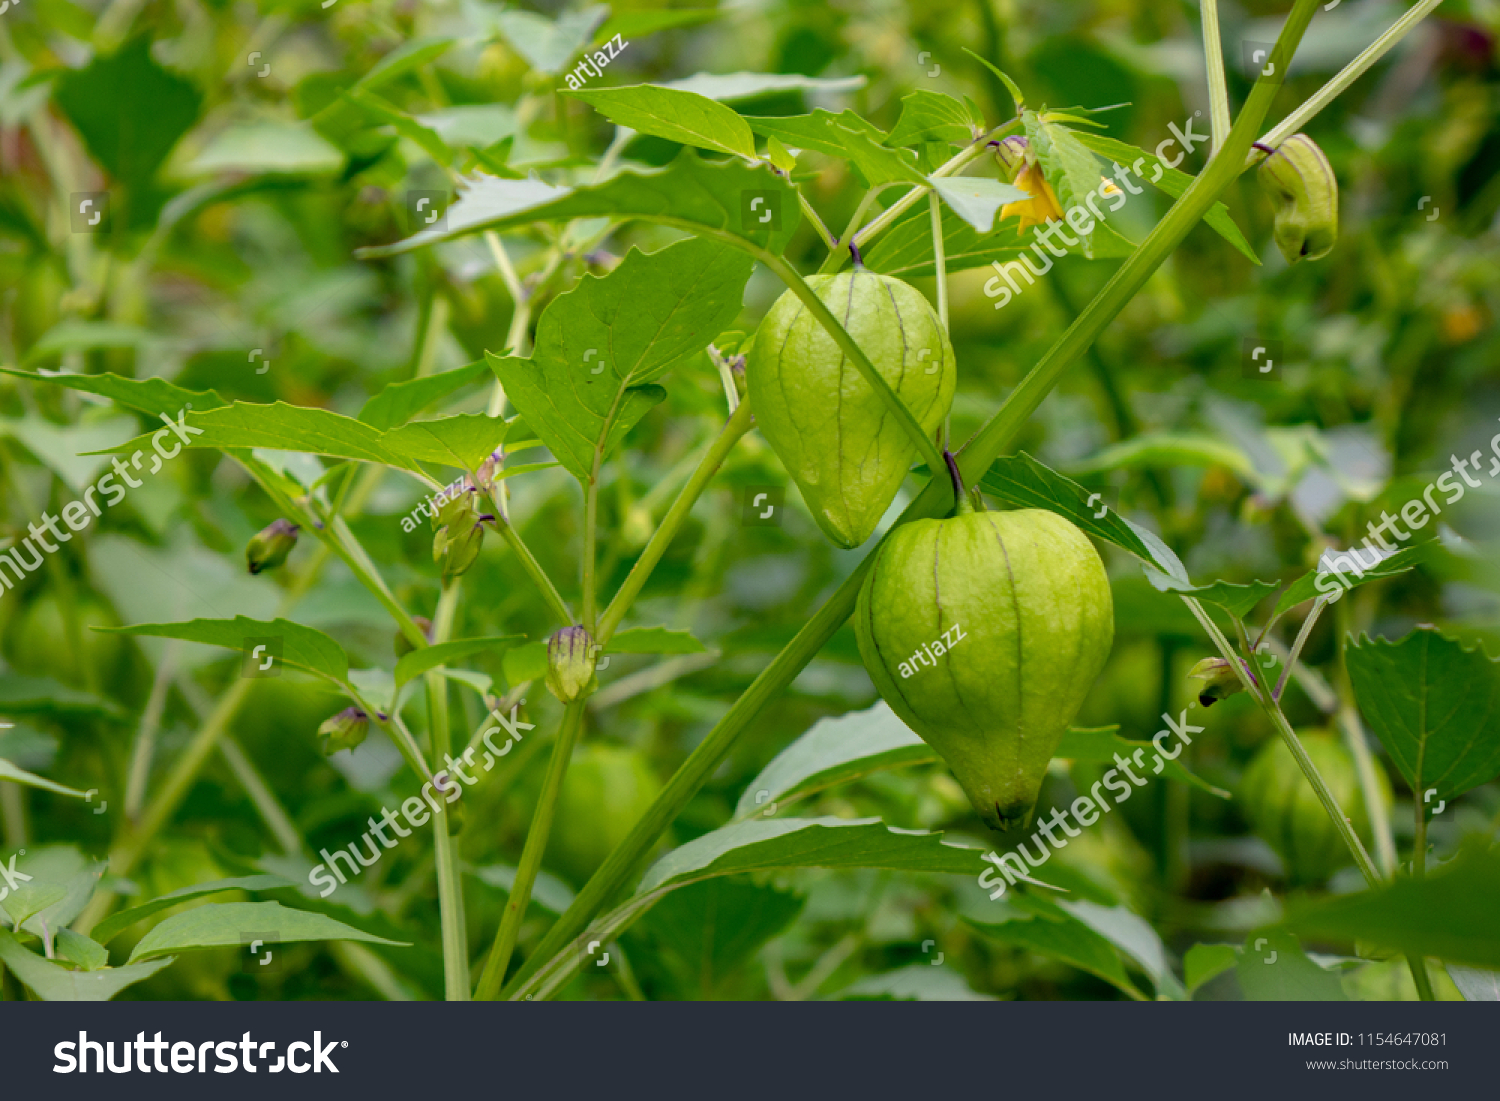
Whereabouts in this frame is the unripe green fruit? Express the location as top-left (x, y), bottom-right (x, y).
top-left (1239, 732), bottom-right (1389, 884)
top-left (546, 745), bottom-right (662, 885)
top-left (1257, 133), bottom-right (1338, 264)
top-left (855, 508), bottom-right (1114, 831)
top-left (747, 271), bottom-right (955, 548)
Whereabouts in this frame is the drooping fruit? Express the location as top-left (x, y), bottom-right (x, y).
top-left (1257, 133), bottom-right (1338, 264)
top-left (747, 270), bottom-right (954, 548)
top-left (547, 745), bottom-right (662, 885)
top-left (855, 507), bottom-right (1114, 830)
top-left (1239, 731), bottom-right (1389, 884)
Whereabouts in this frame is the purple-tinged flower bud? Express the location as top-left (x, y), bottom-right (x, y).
top-left (247, 519), bottom-right (299, 575)
top-left (546, 625), bottom-right (599, 703)
top-left (318, 706), bottom-right (370, 755)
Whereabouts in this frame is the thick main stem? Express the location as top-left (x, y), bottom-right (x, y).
top-left (474, 700), bottom-right (586, 999)
top-left (1200, 0), bottom-right (1232, 155)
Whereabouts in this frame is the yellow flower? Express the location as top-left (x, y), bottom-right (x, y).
top-left (1000, 162), bottom-right (1064, 229)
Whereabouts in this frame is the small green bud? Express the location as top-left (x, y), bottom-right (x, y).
top-left (395, 616), bottom-right (433, 658)
top-left (246, 519), bottom-right (299, 575)
top-left (318, 706), bottom-right (370, 755)
top-left (1186, 656), bottom-right (1255, 707)
top-left (431, 485), bottom-right (492, 583)
top-left (545, 625), bottom-right (599, 703)
top-left (991, 135), bottom-right (1029, 181)
top-left (1257, 133), bottom-right (1338, 264)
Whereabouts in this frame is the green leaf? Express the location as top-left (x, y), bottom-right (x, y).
top-left (357, 361), bottom-right (490, 431)
top-left (733, 701), bottom-right (934, 819)
top-left (928, 175), bottom-right (1031, 233)
top-left (962, 50), bottom-right (1025, 112)
top-left (56, 930), bottom-right (109, 971)
top-left (340, 90), bottom-right (454, 168)
top-left (0, 930), bottom-right (174, 1001)
top-left (99, 617), bottom-right (350, 683)
top-left (91, 874), bottom-right (298, 946)
top-left (839, 963), bottom-right (996, 1001)
top-left (966, 905), bottom-right (1144, 998)
top-left (742, 111), bottom-right (924, 187)
top-left (394, 636), bottom-right (526, 690)
top-left (1345, 628), bottom-right (1500, 809)
top-left (0, 366), bottom-right (226, 417)
top-left (570, 85), bottom-right (757, 160)
top-left (1057, 726), bottom-right (1230, 797)
top-left (1271, 543), bottom-right (1428, 621)
top-left (605, 627), bottom-right (707, 655)
top-left (0, 675), bottom-right (125, 720)
top-left (1447, 963), bottom-right (1500, 1001)
top-left (53, 36), bottom-right (201, 203)
top-left (1023, 111), bottom-right (1110, 257)
top-left (22, 320), bottom-right (152, 362)
top-left (1235, 931), bottom-right (1349, 1001)
top-left (22, 865), bottom-right (106, 938)
top-left (864, 201), bottom-right (1030, 278)
top-left (640, 817), bottom-right (986, 895)
top-left (1069, 433), bottom-right (1257, 482)
top-left (503, 641), bottom-right (549, 685)
top-left (354, 36), bottom-right (455, 92)
top-left (1, 415), bottom-right (141, 494)
top-left (636, 878), bottom-right (804, 997)
top-left (1058, 897), bottom-right (1184, 999)
top-left (474, 864), bottom-right (577, 915)
top-left (0, 883), bottom-right (69, 931)
top-left (1144, 573), bottom-right (1281, 621)
top-left (0, 758), bottom-right (86, 798)
top-left (494, 7), bottom-right (606, 75)
top-left (359, 151), bottom-right (799, 259)
top-left (185, 121), bottom-right (344, 176)
top-left (380, 413), bottom-right (508, 472)
top-left (491, 237), bottom-right (752, 483)
top-left (885, 90), bottom-right (981, 147)
top-left (980, 452), bottom-right (1189, 584)
top-left (127, 900), bottom-right (408, 963)
top-left (94, 401), bottom-right (408, 469)
top-left (1184, 943), bottom-right (1239, 996)
top-left (596, 10), bottom-right (722, 43)
top-left (1282, 844), bottom-right (1500, 969)
top-left (1074, 131), bottom-right (1260, 264)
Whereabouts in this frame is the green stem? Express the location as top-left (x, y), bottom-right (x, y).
top-left (1408, 798), bottom-right (1436, 999)
top-left (493, 515), bottom-right (574, 625)
top-left (1332, 596), bottom-right (1398, 877)
top-left (1182, 595), bottom-right (1381, 889)
top-left (1200, 0), bottom-right (1232, 156)
top-left (503, 0), bottom-right (1327, 997)
top-left (426, 582), bottom-right (470, 1000)
top-left (474, 699), bottom-right (586, 999)
top-left (819, 188), bottom-right (882, 273)
top-left (1274, 596), bottom-right (1327, 702)
top-left (928, 192), bottom-right (949, 332)
top-left (760, 253), bottom-right (948, 497)
top-left (797, 190), bottom-right (837, 249)
top-left (1253, 0), bottom-right (1447, 159)
top-left (596, 399), bottom-right (754, 646)
top-left (583, 468), bottom-right (600, 633)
